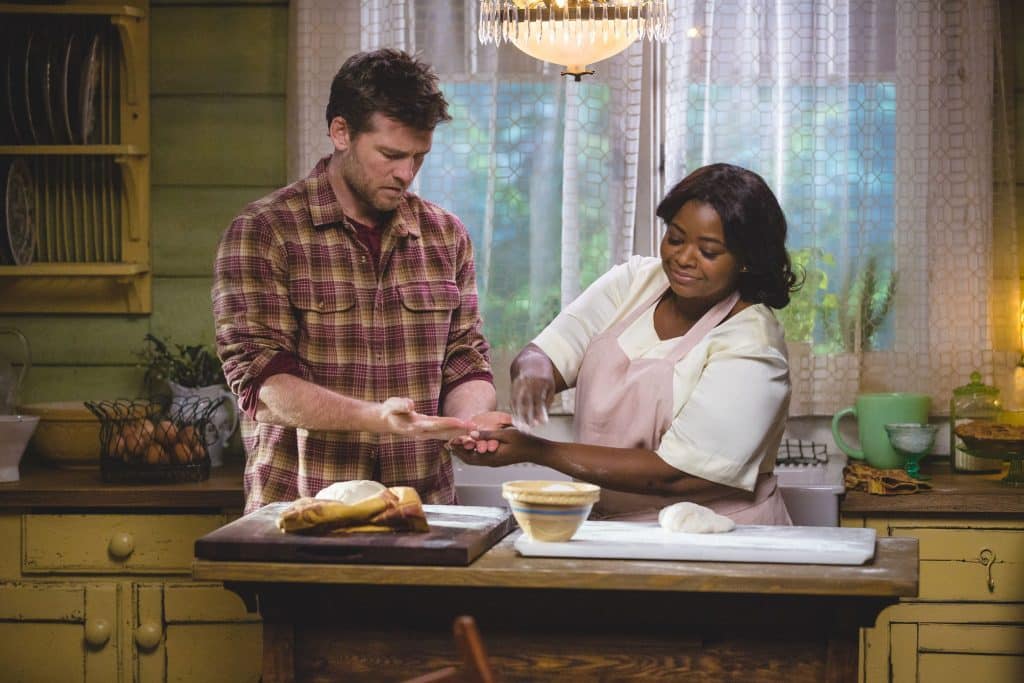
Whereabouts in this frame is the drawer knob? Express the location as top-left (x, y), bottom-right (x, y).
top-left (108, 531), bottom-right (135, 559)
top-left (84, 618), bottom-right (111, 648)
top-left (135, 620), bottom-right (162, 650)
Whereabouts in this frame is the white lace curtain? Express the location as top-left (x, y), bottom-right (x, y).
top-left (665, 0), bottom-right (1019, 415)
top-left (288, 0), bottom-right (644, 405)
top-left (289, 0), bottom-right (1018, 416)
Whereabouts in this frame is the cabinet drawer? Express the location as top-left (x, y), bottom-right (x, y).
top-left (918, 652), bottom-right (1024, 681)
top-left (889, 526), bottom-right (1024, 601)
top-left (920, 623), bottom-right (1024, 655)
top-left (23, 513), bottom-right (227, 575)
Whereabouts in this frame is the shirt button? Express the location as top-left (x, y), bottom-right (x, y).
top-left (360, 256), bottom-right (367, 264)
top-left (316, 300), bottom-right (325, 309)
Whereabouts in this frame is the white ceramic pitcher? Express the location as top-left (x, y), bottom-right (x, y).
top-left (168, 381), bottom-right (238, 467)
top-left (0, 328), bottom-right (30, 415)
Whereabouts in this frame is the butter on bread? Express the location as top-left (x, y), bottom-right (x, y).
top-left (276, 486), bottom-right (429, 534)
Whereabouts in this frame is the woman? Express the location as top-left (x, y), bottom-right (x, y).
top-left (454, 163), bottom-right (800, 524)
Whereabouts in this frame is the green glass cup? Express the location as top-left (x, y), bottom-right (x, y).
top-left (831, 393), bottom-right (931, 469)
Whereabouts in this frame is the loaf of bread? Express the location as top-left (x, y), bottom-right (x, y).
top-left (276, 486), bottom-right (429, 535)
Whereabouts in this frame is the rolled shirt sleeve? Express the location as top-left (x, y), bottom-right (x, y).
top-left (212, 209), bottom-right (306, 407)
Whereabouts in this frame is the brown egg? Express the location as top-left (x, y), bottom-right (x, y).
top-left (155, 419), bottom-right (178, 448)
top-left (178, 425), bottom-right (203, 459)
top-left (121, 423), bottom-right (143, 458)
top-left (109, 434), bottom-right (128, 460)
top-left (143, 442), bottom-right (165, 465)
top-left (139, 419), bottom-right (156, 447)
top-left (171, 441), bottom-right (192, 464)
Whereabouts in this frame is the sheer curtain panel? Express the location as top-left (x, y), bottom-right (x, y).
top-left (664, 0), bottom-right (1018, 415)
top-left (288, 0), bottom-right (647, 407)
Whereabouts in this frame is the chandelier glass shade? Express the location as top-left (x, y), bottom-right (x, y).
top-left (478, 1), bottom-right (670, 79)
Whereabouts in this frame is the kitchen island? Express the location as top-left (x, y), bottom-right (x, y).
top-left (194, 528), bottom-right (918, 682)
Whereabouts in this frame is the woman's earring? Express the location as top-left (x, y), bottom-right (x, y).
top-left (740, 266), bottom-right (750, 273)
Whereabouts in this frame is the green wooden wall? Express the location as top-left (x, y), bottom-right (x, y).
top-left (0, 1), bottom-right (287, 421)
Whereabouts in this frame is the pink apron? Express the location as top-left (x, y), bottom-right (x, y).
top-left (574, 288), bottom-right (791, 525)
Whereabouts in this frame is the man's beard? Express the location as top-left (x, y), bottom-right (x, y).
top-left (339, 156), bottom-right (402, 215)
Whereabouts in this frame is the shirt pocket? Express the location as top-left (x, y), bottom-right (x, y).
top-left (398, 281), bottom-right (460, 313)
top-left (289, 279), bottom-right (356, 314)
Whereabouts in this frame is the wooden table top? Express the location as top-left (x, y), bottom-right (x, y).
top-left (841, 462), bottom-right (1024, 516)
top-left (0, 462), bottom-right (245, 509)
top-left (193, 533), bottom-right (918, 598)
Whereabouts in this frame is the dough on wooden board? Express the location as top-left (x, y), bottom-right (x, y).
top-left (658, 501), bottom-right (736, 533)
top-left (315, 479), bottom-right (387, 504)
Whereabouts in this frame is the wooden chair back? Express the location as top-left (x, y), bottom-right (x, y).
top-left (402, 615), bottom-right (496, 683)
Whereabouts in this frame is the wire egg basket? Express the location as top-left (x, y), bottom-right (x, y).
top-left (85, 395), bottom-right (223, 483)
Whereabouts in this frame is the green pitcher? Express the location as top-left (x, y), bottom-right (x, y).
top-left (831, 393), bottom-right (931, 469)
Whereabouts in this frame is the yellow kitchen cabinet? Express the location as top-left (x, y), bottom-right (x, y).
top-left (0, 0), bottom-right (151, 313)
top-left (841, 467), bottom-right (1024, 683)
top-left (0, 583), bottom-right (119, 682)
top-left (0, 467), bottom-right (261, 682)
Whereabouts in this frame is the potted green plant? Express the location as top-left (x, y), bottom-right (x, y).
top-left (139, 334), bottom-right (237, 467)
top-left (140, 333), bottom-right (225, 390)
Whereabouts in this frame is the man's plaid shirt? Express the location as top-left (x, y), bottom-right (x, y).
top-left (213, 157), bottom-right (493, 512)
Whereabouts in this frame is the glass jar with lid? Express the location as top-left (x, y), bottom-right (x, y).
top-left (949, 371), bottom-right (1003, 473)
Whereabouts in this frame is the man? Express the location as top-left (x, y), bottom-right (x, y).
top-left (213, 49), bottom-right (503, 513)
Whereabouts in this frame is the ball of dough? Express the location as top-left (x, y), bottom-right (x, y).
top-left (315, 480), bottom-right (387, 504)
top-left (658, 502), bottom-right (736, 534)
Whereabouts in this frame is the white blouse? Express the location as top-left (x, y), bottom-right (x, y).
top-left (533, 256), bottom-right (791, 492)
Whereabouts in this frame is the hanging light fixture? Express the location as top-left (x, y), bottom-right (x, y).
top-left (478, 1), bottom-right (670, 80)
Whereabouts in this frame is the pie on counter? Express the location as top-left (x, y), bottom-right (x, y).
top-left (954, 421), bottom-right (1024, 442)
top-left (954, 420), bottom-right (1024, 457)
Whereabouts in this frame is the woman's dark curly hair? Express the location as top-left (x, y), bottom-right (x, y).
top-left (656, 163), bottom-right (801, 309)
top-left (326, 48), bottom-right (451, 135)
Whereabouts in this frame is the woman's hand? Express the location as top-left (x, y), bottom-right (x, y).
top-left (450, 428), bottom-right (546, 467)
top-left (379, 397), bottom-right (472, 440)
top-left (510, 346), bottom-right (560, 431)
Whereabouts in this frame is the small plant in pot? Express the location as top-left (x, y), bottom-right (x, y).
top-left (138, 334), bottom-right (237, 467)
top-left (140, 333), bottom-right (225, 391)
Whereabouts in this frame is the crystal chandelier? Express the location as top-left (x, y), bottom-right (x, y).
top-left (478, 1), bottom-right (670, 80)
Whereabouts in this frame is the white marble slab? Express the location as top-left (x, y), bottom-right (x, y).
top-left (514, 520), bottom-right (877, 565)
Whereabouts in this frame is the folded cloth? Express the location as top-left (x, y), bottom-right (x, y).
top-left (843, 462), bottom-right (932, 495)
top-left (276, 486), bottom-right (430, 534)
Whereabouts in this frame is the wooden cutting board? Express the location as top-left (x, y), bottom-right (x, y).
top-left (194, 503), bottom-right (515, 567)
top-left (515, 521), bottom-right (877, 565)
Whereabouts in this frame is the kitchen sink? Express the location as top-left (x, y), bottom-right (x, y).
top-left (453, 453), bottom-right (847, 527)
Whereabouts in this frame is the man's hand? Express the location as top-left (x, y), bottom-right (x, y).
top-left (448, 410), bottom-right (512, 454)
top-left (379, 397), bottom-right (473, 440)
